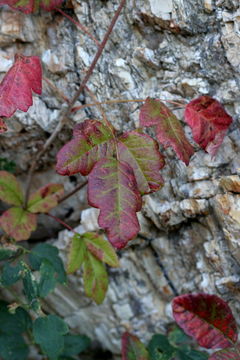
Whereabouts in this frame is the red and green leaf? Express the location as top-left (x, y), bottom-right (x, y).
top-left (209, 346), bottom-right (240, 360)
top-left (117, 131), bottom-right (165, 194)
top-left (88, 158), bottom-right (142, 249)
top-left (0, 207), bottom-right (37, 241)
top-left (0, 0), bottom-right (63, 13)
top-left (67, 233), bottom-right (87, 274)
top-left (184, 96), bottom-right (233, 156)
top-left (0, 171), bottom-right (24, 206)
top-left (139, 98), bottom-right (194, 165)
top-left (122, 332), bottom-right (149, 360)
top-left (172, 293), bottom-right (238, 349)
top-left (83, 251), bottom-right (108, 304)
top-left (56, 120), bottom-right (115, 176)
top-left (0, 54), bottom-right (42, 118)
top-left (27, 183), bottom-right (64, 213)
top-left (82, 232), bottom-right (119, 267)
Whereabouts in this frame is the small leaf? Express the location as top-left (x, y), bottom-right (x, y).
top-left (0, 207), bottom-right (37, 241)
top-left (139, 98), bottom-right (194, 165)
top-left (1, 262), bottom-right (24, 286)
top-left (184, 96), bottom-right (233, 156)
top-left (27, 183), bottom-right (64, 213)
top-left (0, 0), bottom-right (63, 13)
top-left (0, 171), bottom-right (23, 206)
top-left (22, 265), bottom-right (39, 306)
top-left (148, 334), bottom-right (176, 360)
top-left (88, 158), bottom-right (142, 249)
top-left (83, 251), bottom-right (108, 304)
top-left (56, 119), bottom-right (115, 176)
top-left (67, 234), bottom-right (87, 274)
top-left (62, 334), bottom-right (91, 357)
top-left (0, 301), bottom-right (32, 334)
top-left (33, 315), bottom-right (68, 360)
top-left (122, 332), bottom-right (149, 360)
top-left (117, 131), bottom-right (165, 194)
top-left (38, 260), bottom-right (57, 297)
top-left (0, 118), bottom-right (7, 133)
top-left (172, 293), bottom-right (238, 349)
top-left (0, 245), bottom-right (19, 261)
top-left (177, 349), bottom-right (208, 360)
top-left (29, 243), bottom-right (66, 284)
top-left (209, 346), bottom-right (240, 360)
top-left (83, 232), bottom-right (119, 267)
top-left (0, 54), bottom-right (42, 118)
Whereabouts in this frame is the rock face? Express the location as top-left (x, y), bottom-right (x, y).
top-left (1, 0), bottom-right (240, 358)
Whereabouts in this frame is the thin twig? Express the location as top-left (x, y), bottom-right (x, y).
top-left (46, 213), bottom-right (76, 233)
top-left (43, 77), bottom-right (70, 104)
top-left (85, 85), bottom-right (108, 124)
top-left (57, 180), bottom-right (87, 205)
top-left (71, 98), bottom-right (186, 113)
top-left (24, 0), bottom-right (127, 208)
top-left (56, 8), bottom-right (100, 47)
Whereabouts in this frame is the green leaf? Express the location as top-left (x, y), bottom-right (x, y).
top-left (29, 243), bottom-right (66, 284)
top-left (0, 301), bottom-right (32, 334)
top-left (0, 333), bottom-right (28, 360)
top-left (27, 183), bottom-right (64, 213)
top-left (0, 158), bottom-right (16, 173)
top-left (22, 265), bottom-right (39, 306)
top-left (148, 334), bottom-right (176, 360)
top-left (177, 350), bottom-right (208, 360)
top-left (168, 326), bottom-right (192, 348)
top-left (38, 259), bottom-right (57, 297)
top-left (122, 332), bottom-right (150, 360)
top-left (83, 251), bottom-right (108, 304)
top-left (1, 262), bottom-right (24, 286)
top-left (118, 130), bottom-right (165, 194)
top-left (0, 245), bottom-right (19, 261)
top-left (0, 207), bottom-right (37, 241)
top-left (33, 315), bottom-right (69, 360)
top-left (62, 334), bottom-right (91, 357)
top-left (83, 232), bottom-right (119, 267)
top-left (67, 233), bottom-right (87, 274)
top-left (0, 171), bottom-right (23, 206)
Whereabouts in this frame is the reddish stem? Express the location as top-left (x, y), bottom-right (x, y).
top-left (57, 180), bottom-right (87, 204)
top-left (46, 213), bottom-right (76, 233)
top-left (56, 8), bottom-right (100, 47)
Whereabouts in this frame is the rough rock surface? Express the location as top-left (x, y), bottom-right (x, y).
top-left (1, 0), bottom-right (240, 358)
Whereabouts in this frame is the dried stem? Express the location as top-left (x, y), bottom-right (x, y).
top-left (71, 98), bottom-right (186, 112)
top-left (56, 8), bottom-right (100, 47)
top-left (57, 180), bottom-right (87, 205)
top-left (24, 0), bottom-right (127, 208)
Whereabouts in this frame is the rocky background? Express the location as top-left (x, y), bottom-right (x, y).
top-left (1, 0), bottom-right (240, 358)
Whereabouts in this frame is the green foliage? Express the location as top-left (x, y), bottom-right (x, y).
top-left (0, 158), bottom-right (16, 173)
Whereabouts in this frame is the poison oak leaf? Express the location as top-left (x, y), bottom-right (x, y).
top-left (209, 346), bottom-right (240, 360)
top-left (172, 293), bottom-right (238, 349)
top-left (122, 332), bottom-right (149, 360)
top-left (56, 119), bottom-right (115, 176)
top-left (0, 118), bottom-right (7, 133)
top-left (0, 0), bottom-right (63, 13)
top-left (117, 130), bottom-right (165, 194)
top-left (0, 54), bottom-right (42, 118)
top-left (184, 96), bottom-right (233, 156)
top-left (0, 171), bottom-right (24, 206)
top-left (27, 183), bottom-right (64, 213)
top-left (139, 98), bottom-right (194, 165)
top-left (88, 158), bottom-right (142, 249)
top-left (0, 207), bottom-right (37, 241)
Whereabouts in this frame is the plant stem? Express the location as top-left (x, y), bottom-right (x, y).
top-left (43, 77), bottom-right (70, 104)
top-left (57, 180), bottom-right (88, 205)
top-left (24, 0), bottom-right (127, 208)
top-left (56, 8), bottom-right (100, 47)
top-left (71, 98), bottom-right (186, 112)
top-left (46, 213), bottom-right (76, 233)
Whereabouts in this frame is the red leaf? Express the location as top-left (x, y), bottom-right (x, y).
top-left (0, 207), bottom-right (37, 241)
top-left (172, 293), bottom-right (238, 349)
top-left (0, 118), bottom-right (7, 133)
top-left (117, 131), bottom-right (165, 194)
top-left (56, 120), bottom-right (115, 176)
top-left (0, 0), bottom-right (63, 13)
top-left (0, 54), bottom-right (42, 118)
top-left (88, 158), bottom-right (142, 249)
top-left (139, 98), bottom-right (194, 165)
top-left (209, 346), bottom-right (240, 360)
top-left (27, 183), bottom-right (64, 213)
top-left (122, 332), bottom-right (149, 360)
top-left (184, 96), bottom-right (233, 156)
